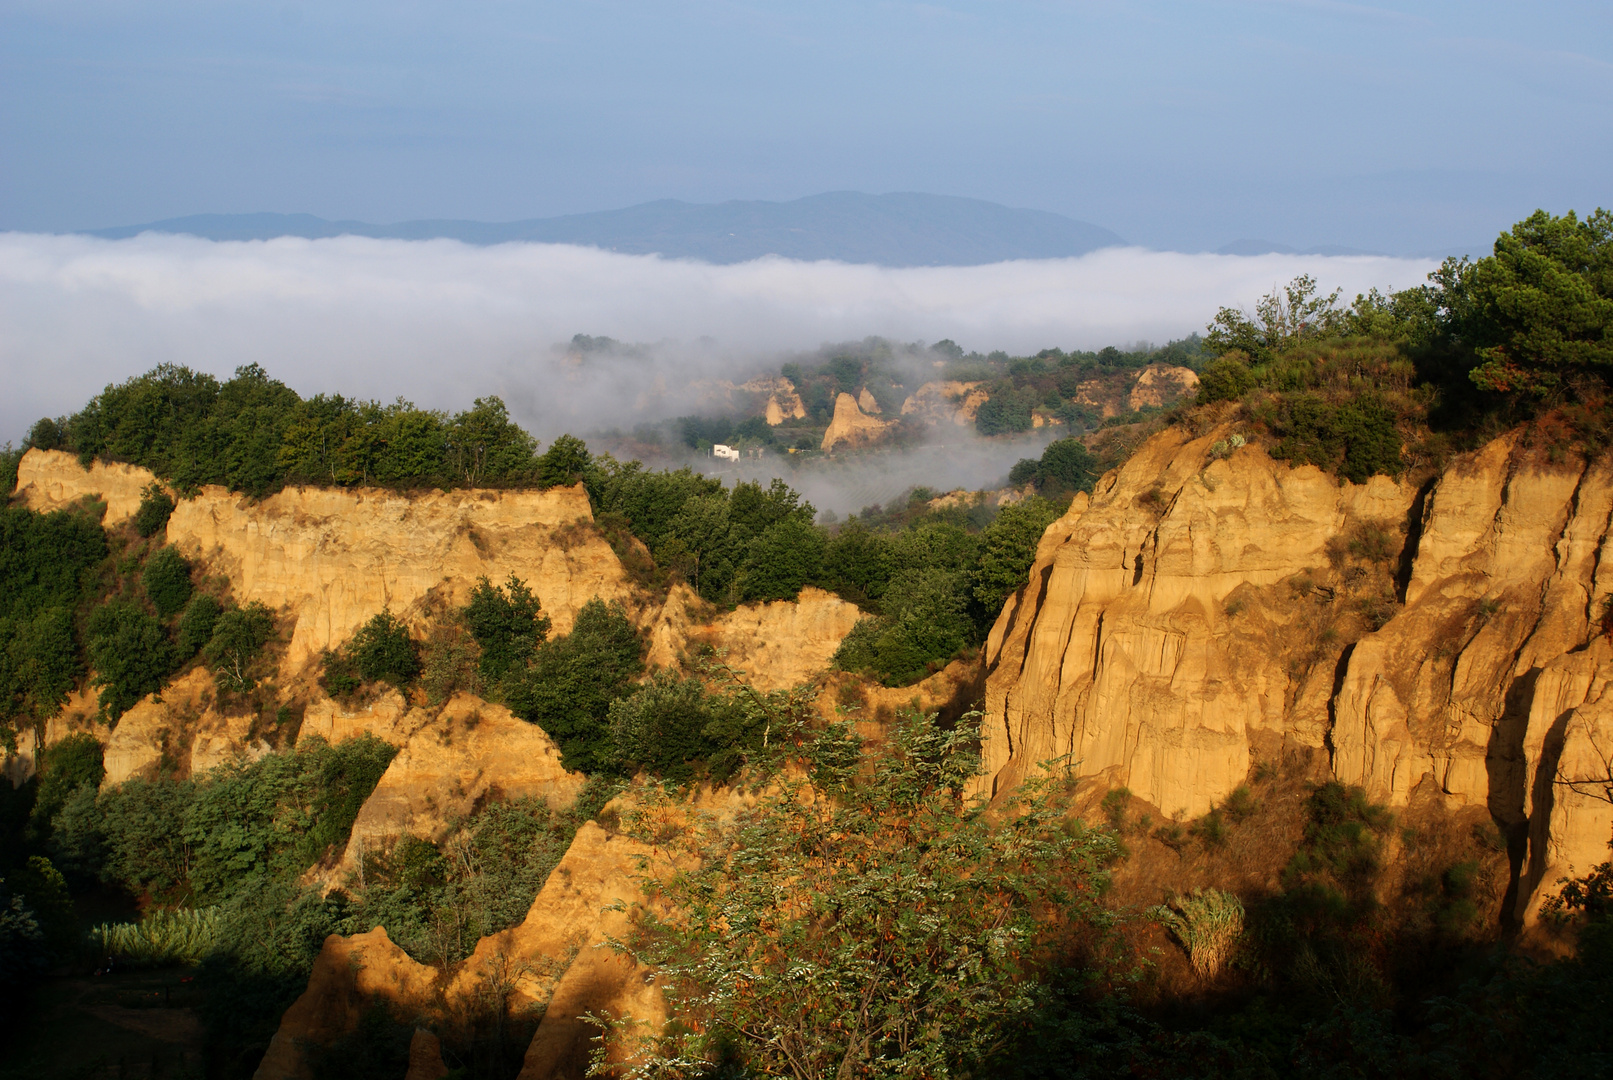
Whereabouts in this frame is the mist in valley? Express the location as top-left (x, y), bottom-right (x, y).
top-left (0, 231), bottom-right (1439, 503)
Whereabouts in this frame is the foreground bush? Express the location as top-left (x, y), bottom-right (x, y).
top-left (89, 906), bottom-right (222, 966)
top-left (597, 709), bottom-right (1121, 1078)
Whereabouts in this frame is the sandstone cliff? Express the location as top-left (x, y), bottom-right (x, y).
top-left (256, 820), bottom-right (669, 1080)
top-left (819, 392), bottom-right (891, 452)
top-left (645, 584), bottom-right (863, 691)
top-left (979, 424), bottom-right (1613, 922)
top-left (900, 380), bottom-right (986, 426)
top-left (329, 693), bottom-right (586, 880)
top-left (16, 449), bottom-right (631, 681)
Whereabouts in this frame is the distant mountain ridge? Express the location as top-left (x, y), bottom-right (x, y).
top-left (87, 192), bottom-right (1128, 267)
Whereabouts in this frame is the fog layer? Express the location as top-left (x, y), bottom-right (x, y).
top-left (0, 232), bottom-right (1438, 469)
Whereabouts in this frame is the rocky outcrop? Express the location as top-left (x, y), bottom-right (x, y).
top-left (857, 387), bottom-right (882, 414)
top-left (739, 377), bottom-right (807, 426)
top-left (901, 381), bottom-right (986, 426)
top-left (16, 449), bottom-right (631, 681)
top-left (101, 669), bottom-right (273, 784)
top-left (258, 820), bottom-right (667, 1080)
top-left (253, 927), bottom-right (440, 1080)
top-left (646, 584), bottom-right (863, 692)
top-left (820, 393), bottom-right (891, 452)
top-left (1128, 364), bottom-right (1200, 411)
top-left (979, 425), bottom-right (1613, 921)
top-left (332, 694), bottom-right (585, 878)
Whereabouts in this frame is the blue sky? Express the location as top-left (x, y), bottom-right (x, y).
top-left (1, 1), bottom-right (1609, 253)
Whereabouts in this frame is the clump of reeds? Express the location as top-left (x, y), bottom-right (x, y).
top-left (88, 906), bottom-right (221, 966)
top-left (1151, 887), bottom-right (1244, 977)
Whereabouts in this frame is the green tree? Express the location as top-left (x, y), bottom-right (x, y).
top-left (505, 598), bottom-right (643, 773)
top-left (346, 611), bottom-right (420, 688)
top-left (1205, 274), bottom-right (1344, 363)
top-left (445, 396), bottom-right (538, 485)
top-left (1454, 208), bottom-right (1613, 394)
top-left (27, 732), bottom-right (105, 844)
top-left (177, 592), bottom-right (223, 657)
top-left (141, 545), bottom-right (194, 618)
top-left (536, 433), bottom-right (591, 488)
top-left (462, 575), bottom-right (550, 688)
top-left (821, 521), bottom-right (892, 608)
top-left (740, 515), bottom-right (826, 602)
top-left (202, 602), bottom-right (277, 693)
top-left (132, 483), bottom-right (176, 538)
top-left (970, 496), bottom-right (1063, 619)
top-left (86, 599), bottom-right (176, 720)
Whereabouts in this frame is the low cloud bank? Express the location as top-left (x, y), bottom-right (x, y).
top-left (0, 232), bottom-right (1437, 461)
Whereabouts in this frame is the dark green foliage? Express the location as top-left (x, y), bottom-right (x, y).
top-left (346, 610), bottom-right (420, 688)
top-left (444, 396), bottom-right (538, 485)
top-left (1455, 208), bottom-right (1613, 394)
top-left (590, 462), bottom-right (820, 606)
top-left (320, 648), bottom-right (362, 699)
top-left (0, 505), bottom-right (108, 622)
top-left (86, 598), bottom-right (176, 720)
top-left (64, 362), bottom-right (541, 494)
top-left (1196, 352), bottom-right (1257, 403)
top-left (463, 574), bottom-right (550, 688)
top-left (90, 735), bottom-right (397, 902)
top-left (0, 605), bottom-right (80, 734)
top-left (505, 598), bottom-right (643, 773)
top-left (0, 444), bottom-right (20, 500)
top-left (834, 569), bottom-right (973, 686)
top-left (140, 544), bottom-right (193, 618)
top-left (27, 732), bottom-right (104, 843)
top-left (132, 483), bottom-right (177, 538)
top-left (0, 879), bottom-right (50, 1010)
top-left (607, 671), bottom-right (729, 782)
top-left (740, 514), bottom-right (825, 601)
top-left (355, 796), bottom-right (579, 967)
top-left (1270, 391), bottom-right (1404, 483)
top-left (177, 592), bottom-right (223, 656)
top-left (969, 496), bottom-right (1062, 616)
top-left (975, 383), bottom-right (1035, 435)
top-left (820, 520), bottom-right (892, 607)
top-left (535, 432), bottom-right (591, 487)
top-left (5, 855), bottom-right (76, 955)
top-left (1012, 438), bottom-right (1100, 497)
top-left (202, 602), bottom-right (276, 693)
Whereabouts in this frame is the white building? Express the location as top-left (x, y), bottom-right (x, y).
top-left (713, 443), bottom-right (740, 461)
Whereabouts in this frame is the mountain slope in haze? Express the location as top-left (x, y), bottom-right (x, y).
top-left (86, 192), bottom-right (1127, 266)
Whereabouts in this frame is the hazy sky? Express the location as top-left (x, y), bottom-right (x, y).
top-left (3, 1), bottom-right (1608, 253)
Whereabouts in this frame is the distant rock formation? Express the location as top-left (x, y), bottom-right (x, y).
top-left (900, 381), bottom-right (986, 426)
top-left (820, 392), bottom-right (891, 452)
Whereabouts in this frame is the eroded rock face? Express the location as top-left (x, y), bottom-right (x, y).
top-left (646, 584), bottom-right (864, 692)
top-left (257, 821), bottom-right (667, 1080)
top-left (102, 669), bottom-right (273, 784)
top-left (820, 393), bottom-right (891, 452)
top-left (901, 381), bottom-right (986, 426)
top-left (331, 694), bottom-right (586, 878)
top-left (253, 927), bottom-right (440, 1080)
top-left (1128, 364), bottom-right (1200, 411)
top-left (16, 450), bottom-right (630, 681)
top-left (980, 425), bottom-right (1613, 921)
